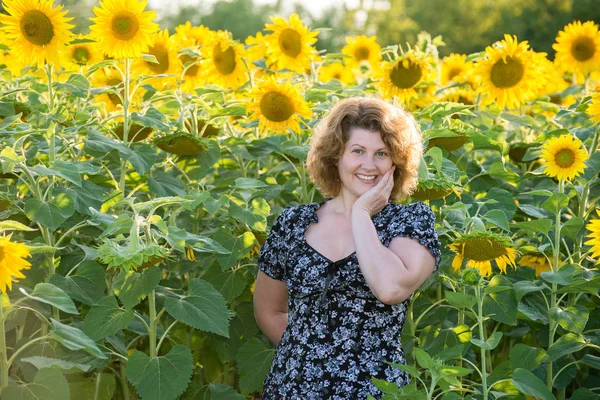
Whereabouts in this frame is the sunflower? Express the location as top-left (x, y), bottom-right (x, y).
top-left (539, 134), bottom-right (589, 181)
top-left (93, 67), bottom-right (140, 113)
top-left (449, 231), bottom-right (519, 278)
top-left (411, 179), bottom-right (460, 201)
top-left (61, 34), bottom-right (101, 72)
top-left (0, 0), bottom-right (74, 66)
top-left (318, 62), bottom-right (355, 85)
top-left (245, 31), bottom-right (267, 64)
top-left (474, 34), bottom-right (540, 109)
top-left (441, 53), bottom-right (474, 85)
top-left (132, 29), bottom-right (181, 90)
top-left (587, 92), bottom-right (600, 125)
top-left (202, 30), bottom-right (247, 89)
top-left (341, 35), bottom-right (381, 71)
top-left (247, 77), bottom-right (312, 135)
top-left (263, 13), bottom-right (318, 73)
top-left (519, 252), bottom-right (554, 277)
top-left (89, 0), bottom-right (159, 60)
top-left (173, 21), bottom-right (212, 48)
top-left (0, 235), bottom-right (31, 293)
top-left (553, 21), bottom-right (600, 77)
top-left (584, 209), bottom-right (600, 264)
top-left (375, 51), bottom-right (434, 104)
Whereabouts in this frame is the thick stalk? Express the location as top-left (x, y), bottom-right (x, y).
top-left (149, 290), bottom-right (157, 358)
top-left (547, 178), bottom-right (564, 390)
top-left (476, 284), bottom-right (488, 400)
top-left (0, 301), bottom-right (8, 388)
top-left (119, 58), bottom-right (132, 196)
top-left (46, 65), bottom-right (55, 165)
top-left (120, 361), bottom-right (130, 400)
top-left (93, 372), bottom-right (102, 400)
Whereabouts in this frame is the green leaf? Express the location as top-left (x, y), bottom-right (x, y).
top-left (561, 217), bottom-right (585, 238)
top-left (164, 278), bottom-right (229, 337)
top-left (228, 198), bottom-right (270, 232)
top-left (112, 266), bottom-right (161, 310)
top-left (470, 331), bottom-right (502, 350)
top-left (514, 281), bottom-right (547, 301)
top-left (483, 209), bottom-right (510, 231)
top-left (541, 193), bottom-right (569, 215)
top-left (20, 356), bottom-right (92, 373)
top-left (0, 220), bottom-right (37, 232)
top-left (413, 348), bottom-right (434, 369)
top-left (513, 219), bottom-right (553, 236)
top-left (53, 73), bottom-right (90, 99)
top-left (31, 160), bottom-right (82, 187)
top-left (50, 319), bottom-right (107, 359)
top-left (124, 143), bottom-right (157, 174)
top-left (511, 368), bottom-right (554, 400)
top-left (384, 361), bottom-right (420, 378)
top-left (213, 229), bottom-right (256, 271)
top-left (50, 261), bottom-right (106, 305)
top-left (445, 292), bottom-right (477, 309)
top-left (25, 194), bottom-right (74, 231)
top-left (556, 276), bottom-right (600, 295)
top-left (583, 354), bottom-right (600, 370)
top-left (233, 178), bottom-right (268, 189)
top-left (542, 333), bottom-right (587, 362)
top-left (570, 388), bottom-right (600, 400)
top-left (20, 283), bottom-right (79, 315)
top-left (509, 344), bottom-right (545, 371)
top-left (549, 305), bottom-right (589, 334)
top-left (63, 181), bottom-right (105, 215)
top-left (236, 338), bottom-right (275, 396)
top-left (68, 373), bottom-right (116, 400)
top-left (483, 275), bottom-right (518, 325)
top-left (131, 108), bottom-right (169, 132)
top-left (540, 264), bottom-right (576, 285)
top-left (1, 368), bottom-right (70, 400)
top-left (126, 345), bottom-right (193, 400)
top-left (148, 172), bottom-right (186, 196)
top-left (202, 264), bottom-right (247, 303)
top-left (82, 296), bottom-right (134, 341)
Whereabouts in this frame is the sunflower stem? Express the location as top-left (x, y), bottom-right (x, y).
top-left (120, 360), bottom-right (130, 400)
top-left (0, 298), bottom-right (8, 389)
top-left (119, 58), bottom-right (132, 197)
top-left (46, 64), bottom-right (55, 166)
top-left (149, 290), bottom-right (157, 358)
top-left (476, 283), bottom-right (488, 400)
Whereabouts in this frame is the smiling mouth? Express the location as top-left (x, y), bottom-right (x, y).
top-left (356, 174), bottom-right (378, 183)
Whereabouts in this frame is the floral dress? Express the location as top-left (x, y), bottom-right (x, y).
top-left (258, 198), bottom-right (441, 400)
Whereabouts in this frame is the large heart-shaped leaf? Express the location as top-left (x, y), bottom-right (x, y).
top-left (82, 296), bottom-right (134, 341)
top-left (236, 338), bottom-right (275, 396)
top-left (0, 368), bottom-right (70, 400)
top-left (112, 266), bottom-right (161, 310)
top-left (126, 345), bottom-right (193, 400)
top-left (50, 261), bottom-right (106, 305)
top-left (164, 278), bottom-right (229, 337)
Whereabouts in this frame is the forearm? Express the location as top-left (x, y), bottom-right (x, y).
top-left (351, 207), bottom-right (410, 302)
top-left (257, 312), bottom-right (288, 346)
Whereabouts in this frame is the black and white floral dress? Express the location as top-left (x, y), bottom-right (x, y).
top-left (258, 198), bottom-right (441, 400)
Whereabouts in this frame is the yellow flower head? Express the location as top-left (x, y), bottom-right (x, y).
top-left (263, 13), bottom-right (319, 73)
top-left (587, 92), bottom-right (600, 125)
top-left (0, 0), bottom-right (74, 66)
top-left (540, 134), bottom-right (589, 181)
top-left (518, 253), bottom-right (555, 277)
top-left (474, 34), bottom-right (541, 109)
top-left (89, 0), bottom-right (159, 60)
top-left (132, 29), bottom-right (181, 90)
top-left (449, 232), bottom-right (519, 278)
top-left (318, 62), bottom-right (355, 85)
top-left (341, 35), bottom-right (382, 71)
top-left (247, 76), bottom-right (312, 135)
top-left (202, 30), bottom-right (248, 89)
top-left (584, 209), bottom-right (600, 264)
top-left (0, 236), bottom-right (31, 293)
top-left (173, 21), bottom-right (212, 48)
top-left (61, 34), bottom-right (102, 72)
top-left (441, 53), bottom-right (474, 85)
top-left (375, 51), bottom-right (434, 104)
top-left (553, 21), bottom-right (600, 77)
top-left (245, 31), bottom-right (267, 64)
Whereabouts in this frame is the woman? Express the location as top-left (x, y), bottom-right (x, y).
top-left (253, 97), bottom-right (441, 399)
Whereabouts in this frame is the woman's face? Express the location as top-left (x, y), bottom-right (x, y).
top-left (337, 127), bottom-right (394, 199)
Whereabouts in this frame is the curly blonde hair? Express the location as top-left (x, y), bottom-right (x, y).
top-left (306, 97), bottom-right (423, 201)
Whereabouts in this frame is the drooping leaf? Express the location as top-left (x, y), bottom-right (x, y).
top-left (511, 368), bottom-right (554, 400)
top-left (50, 319), bottom-right (107, 359)
top-left (20, 283), bottom-right (78, 314)
top-left (542, 333), bottom-right (587, 362)
top-left (20, 356), bottom-right (91, 373)
top-left (549, 305), bottom-right (589, 334)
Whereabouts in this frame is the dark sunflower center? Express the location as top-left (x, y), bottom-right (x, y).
top-left (260, 91), bottom-right (295, 122)
top-left (448, 67), bottom-right (462, 81)
top-left (390, 60), bottom-right (422, 89)
top-left (571, 36), bottom-right (596, 62)
top-left (72, 46), bottom-right (90, 64)
top-left (213, 43), bottom-right (236, 75)
top-left (278, 28), bottom-right (302, 58)
top-left (333, 72), bottom-right (341, 79)
top-left (462, 238), bottom-right (508, 261)
top-left (490, 56), bottom-right (524, 88)
top-left (20, 10), bottom-right (55, 46)
top-left (180, 54), bottom-right (199, 76)
top-left (146, 44), bottom-right (169, 74)
top-left (354, 46), bottom-right (370, 61)
top-left (107, 77), bottom-right (123, 106)
top-left (111, 11), bottom-right (139, 40)
top-left (554, 149), bottom-right (575, 168)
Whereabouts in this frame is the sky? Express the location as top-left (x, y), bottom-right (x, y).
top-left (148, 0), bottom-right (361, 17)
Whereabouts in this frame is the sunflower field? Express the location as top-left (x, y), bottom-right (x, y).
top-left (0, 0), bottom-right (600, 398)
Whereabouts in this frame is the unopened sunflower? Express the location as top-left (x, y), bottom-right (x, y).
top-left (587, 92), bottom-right (600, 125)
top-left (449, 231), bottom-right (519, 278)
top-left (539, 134), bottom-right (589, 181)
top-left (61, 34), bottom-right (101, 72)
top-left (584, 209), bottom-right (600, 264)
top-left (375, 51), bottom-right (434, 104)
top-left (263, 13), bottom-right (319, 73)
top-left (0, 0), bottom-right (74, 66)
top-left (203, 31), bottom-right (248, 89)
top-left (553, 21), bottom-right (600, 77)
top-left (0, 235), bottom-right (31, 293)
top-left (318, 62), bottom-right (355, 85)
top-left (89, 0), bottom-right (159, 60)
top-left (247, 77), bottom-right (312, 135)
top-left (341, 35), bottom-right (381, 71)
top-left (411, 179), bottom-right (460, 201)
top-left (132, 29), bottom-right (181, 90)
top-left (474, 34), bottom-right (540, 109)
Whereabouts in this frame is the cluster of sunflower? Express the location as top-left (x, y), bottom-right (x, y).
top-left (2, 0), bottom-right (600, 283)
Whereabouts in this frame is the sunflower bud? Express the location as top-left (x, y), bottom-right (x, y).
top-left (461, 267), bottom-right (481, 286)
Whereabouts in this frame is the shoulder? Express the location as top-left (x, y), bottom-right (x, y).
top-left (388, 201), bottom-right (434, 218)
top-left (278, 203), bottom-right (316, 224)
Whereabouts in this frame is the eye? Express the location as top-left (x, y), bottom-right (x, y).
top-left (352, 149), bottom-right (363, 154)
top-left (377, 151), bottom-right (388, 157)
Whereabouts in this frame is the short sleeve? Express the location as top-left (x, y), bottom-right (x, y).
top-left (387, 202), bottom-right (441, 273)
top-left (257, 208), bottom-right (290, 281)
